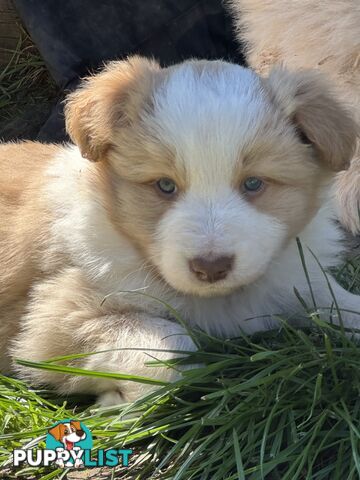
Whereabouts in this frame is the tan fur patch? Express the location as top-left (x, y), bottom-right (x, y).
top-left (65, 56), bottom-right (161, 162)
top-left (0, 142), bottom-right (61, 301)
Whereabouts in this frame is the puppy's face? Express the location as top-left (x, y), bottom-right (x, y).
top-left (66, 58), bottom-right (357, 297)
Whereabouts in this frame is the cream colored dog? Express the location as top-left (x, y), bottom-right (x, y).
top-left (229, 0), bottom-right (360, 233)
top-left (1, 57), bottom-right (360, 406)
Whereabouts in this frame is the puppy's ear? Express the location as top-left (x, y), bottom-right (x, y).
top-left (70, 420), bottom-right (81, 430)
top-left (65, 56), bottom-right (161, 162)
top-left (266, 69), bottom-right (358, 171)
top-left (48, 423), bottom-right (65, 441)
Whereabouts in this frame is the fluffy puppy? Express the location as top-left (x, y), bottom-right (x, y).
top-left (228, 0), bottom-right (360, 233)
top-left (1, 57), bottom-right (360, 406)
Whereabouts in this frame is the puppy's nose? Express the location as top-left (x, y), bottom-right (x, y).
top-left (189, 255), bottom-right (234, 283)
top-left (76, 429), bottom-right (84, 437)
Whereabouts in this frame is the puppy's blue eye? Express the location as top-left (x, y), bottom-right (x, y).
top-left (243, 177), bottom-right (264, 193)
top-left (156, 178), bottom-right (177, 195)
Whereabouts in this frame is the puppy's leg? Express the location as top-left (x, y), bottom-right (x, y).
top-left (79, 314), bottom-right (197, 406)
top-left (11, 269), bottom-right (197, 405)
top-left (314, 276), bottom-right (360, 332)
top-left (335, 156), bottom-right (360, 235)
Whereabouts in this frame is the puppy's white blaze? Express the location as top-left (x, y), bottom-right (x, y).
top-left (153, 190), bottom-right (286, 296)
top-left (151, 64), bottom-right (269, 185)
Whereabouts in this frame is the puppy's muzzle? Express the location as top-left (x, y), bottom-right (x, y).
top-left (189, 255), bottom-right (234, 283)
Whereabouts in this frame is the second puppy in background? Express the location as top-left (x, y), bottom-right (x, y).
top-left (229, 0), bottom-right (360, 234)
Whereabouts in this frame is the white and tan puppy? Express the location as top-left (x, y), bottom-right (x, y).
top-left (1, 57), bottom-right (359, 406)
top-left (228, 0), bottom-right (360, 233)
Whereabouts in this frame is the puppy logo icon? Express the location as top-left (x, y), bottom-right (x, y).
top-left (46, 420), bottom-right (92, 468)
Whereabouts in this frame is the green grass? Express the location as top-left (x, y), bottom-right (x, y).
top-left (0, 26), bottom-right (58, 140)
top-left (0, 256), bottom-right (359, 480)
top-left (0, 26), bottom-right (56, 113)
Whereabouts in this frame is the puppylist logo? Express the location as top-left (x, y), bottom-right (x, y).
top-left (13, 419), bottom-right (132, 469)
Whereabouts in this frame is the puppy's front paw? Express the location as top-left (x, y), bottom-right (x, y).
top-left (97, 389), bottom-right (124, 407)
top-left (83, 318), bottom-right (199, 406)
top-left (336, 160), bottom-right (360, 234)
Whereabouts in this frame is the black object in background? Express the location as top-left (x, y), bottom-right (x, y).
top-left (14, 0), bottom-right (245, 142)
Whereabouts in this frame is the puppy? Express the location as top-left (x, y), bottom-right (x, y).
top-left (1, 57), bottom-right (359, 406)
top-left (228, 0), bottom-right (360, 233)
